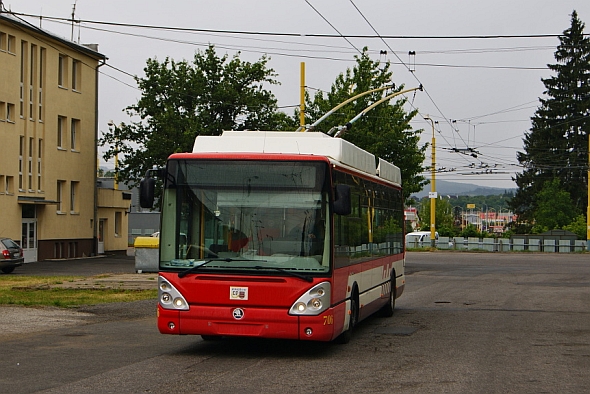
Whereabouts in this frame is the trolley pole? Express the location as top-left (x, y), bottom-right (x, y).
top-left (425, 116), bottom-right (436, 247)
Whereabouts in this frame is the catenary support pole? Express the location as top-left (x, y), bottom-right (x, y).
top-left (425, 116), bottom-right (436, 247)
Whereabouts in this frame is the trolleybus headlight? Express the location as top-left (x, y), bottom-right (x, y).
top-left (289, 282), bottom-right (331, 316)
top-left (158, 276), bottom-right (189, 311)
top-left (173, 298), bottom-right (187, 308)
top-left (161, 292), bottom-right (172, 304)
top-left (310, 298), bottom-right (322, 309)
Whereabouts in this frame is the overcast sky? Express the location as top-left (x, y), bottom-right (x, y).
top-left (5, 0), bottom-right (590, 189)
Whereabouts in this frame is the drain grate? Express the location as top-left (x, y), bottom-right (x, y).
top-left (375, 326), bottom-right (418, 336)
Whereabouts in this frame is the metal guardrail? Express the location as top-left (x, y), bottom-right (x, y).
top-left (406, 237), bottom-right (587, 253)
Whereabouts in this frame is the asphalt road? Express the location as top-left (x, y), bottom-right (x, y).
top-left (1, 251), bottom-right (589, 393)
top-left (13, 252), bottom-right (139, 276)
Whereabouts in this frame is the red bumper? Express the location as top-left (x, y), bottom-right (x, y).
top-left (157, 303), bottom-right (345, 342)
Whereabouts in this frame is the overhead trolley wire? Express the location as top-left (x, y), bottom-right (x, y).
top-left (8, 11), bottom-right (583, 40)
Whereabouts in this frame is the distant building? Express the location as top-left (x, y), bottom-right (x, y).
top-left (404, 207), bottom-right (419, 231)
top-left (0, 13), bottom-right (129, 261)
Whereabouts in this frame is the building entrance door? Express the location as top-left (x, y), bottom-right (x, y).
top-left (21, 219), bottom-right (37, 263)
top-left (98, 219), bottom-right (105, 254)
top-left (21, 204), bottom-right (37, 263)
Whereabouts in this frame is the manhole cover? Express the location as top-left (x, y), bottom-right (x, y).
top-left (375, 326), bottom-right (418, 336)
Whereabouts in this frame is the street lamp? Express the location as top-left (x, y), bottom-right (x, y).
top-left (424, 116), bottom-right (436, 247)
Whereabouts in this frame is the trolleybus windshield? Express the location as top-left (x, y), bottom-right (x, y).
top-left (159, 160), bottom-right (331, 275)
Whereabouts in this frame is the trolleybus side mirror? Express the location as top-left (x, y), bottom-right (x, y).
top-left (139, 168), bottom-right (161, 208)
top-left (333, 184), bottom-right (352, 216)
top-left (139, 177), bottom-right (155, 208)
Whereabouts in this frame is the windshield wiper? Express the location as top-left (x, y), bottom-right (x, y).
top-left (252, 266), bottom-right (313, 283)
top-left (178, 258), bottom-right (265, 278)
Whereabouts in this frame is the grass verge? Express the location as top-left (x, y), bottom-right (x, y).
top-left (0, 275), bottom-right (157, 307)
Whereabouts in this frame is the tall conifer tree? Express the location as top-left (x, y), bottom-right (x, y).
top-left (510, 11), bottom-right (590, 225)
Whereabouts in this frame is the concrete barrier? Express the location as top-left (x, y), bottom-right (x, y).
top-left (558, 240), bottom-right (571, 253)
top-left (404, 236), bottom-right (586, 253)
top-left (543, 239), bottom-right (556, 253)
top-left (482, 238), bottom-right (495, 251)
top-left (529, 239), bottom-right (540, 252)
top-left (438, 236), bottom-right (451, 250)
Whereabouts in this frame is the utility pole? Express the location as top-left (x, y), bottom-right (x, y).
top-left (71, 2), bottom-right (76, 41)
top-left (425, 116), bottom-right (436, 247)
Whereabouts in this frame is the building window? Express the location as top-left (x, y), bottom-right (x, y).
top-left (18, 136), bottom-right (24, 191)
top-left (28, 138), bottom-right (34, 191)
top-left (70, 181), bottom-right (79, 213)
top-left (0, 101), bottom-right (5, 121)
top-left (56, 180), bottom-right (65, 213)
top-left (0, 175), bottom-right (4, 194)
top-left (7, 103), bottom-right (15, 122)
top-left (39, 48), bottom-right (45, 121)
top-left (5, 176), bottom-right (14, 194)
top-left (20, 82), bottom-right (24, 118)
top-left (115, 211), bottom-right (122, 237)
top-left (29, 45), bottom-right (36, 120)
top-left (37, 139), bottom-right (43, 191)
top-left (72, 59), bottom-right (81, 91)
top-left (7, 35), bottom-right (15, 54)
top-left (57, 115), bottom-right (66, 148)
top-left (58, 54), bottom-right (67, 88)
top-left (20, 40), bottom-right (27, 118)
top-left (71, 118), bottom-right (80, 151)
top-left (0, 32), bottom-right (6, 51)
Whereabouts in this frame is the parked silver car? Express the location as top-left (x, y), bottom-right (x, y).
top-left (0, 237), bottom-right (24, 274)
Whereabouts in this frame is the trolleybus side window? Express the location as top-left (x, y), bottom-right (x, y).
top-left (333, 170), bottom-right (403, 269)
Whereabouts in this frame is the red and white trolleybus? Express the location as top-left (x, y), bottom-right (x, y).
top-left (140, 130), bottom-right (405, 343)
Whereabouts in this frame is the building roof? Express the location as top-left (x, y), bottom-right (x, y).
top-left (0, 12), bottom-right (106, 60)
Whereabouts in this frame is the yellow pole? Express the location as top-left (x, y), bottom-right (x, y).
top-left (425, 116), bottom-right (436, 247)
top-left (587, 132), bottom-right (590, 248)
top-left (299, 62), bottom-right (305, 131)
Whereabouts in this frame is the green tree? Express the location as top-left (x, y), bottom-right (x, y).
top-left (418, 198), bottom-right (455, 235)
top-left (510, 11), bottom-right (590, 226)
top-left (532, 178), bottom-right (579, 233)
top-left (301, 48), bottom-right (427, 201)
top-left (100, 45), bottom-right (292, 186)
top-left (460, 224), bottom-right (480, 238)
top-left (563, 214), bottom-right (587, 240)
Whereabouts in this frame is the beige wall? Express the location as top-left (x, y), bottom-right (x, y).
top-left (98, 188), bottom-right (132, 251)
top-left (0, 16), bottom-right (105, 260)
top-left (0, 21), bottom-right (21, 241)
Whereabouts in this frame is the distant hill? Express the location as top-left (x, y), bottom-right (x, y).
top-left (412, 180), bottom-right (515, 198)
